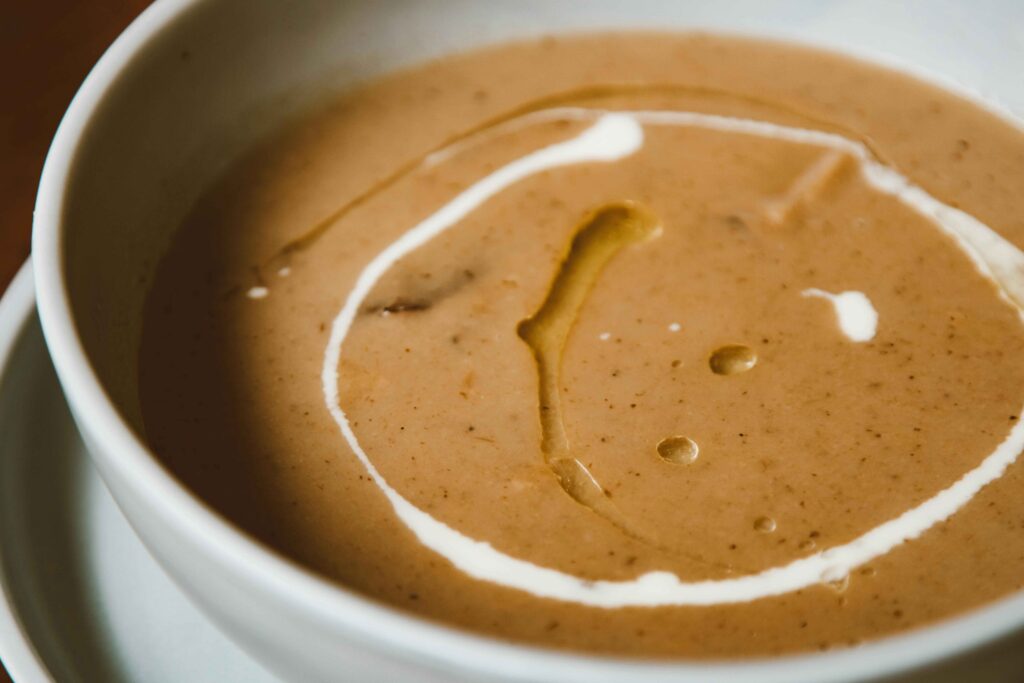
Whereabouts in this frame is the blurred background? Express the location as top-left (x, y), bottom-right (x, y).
top-left (0, 4), bottom-right (150, 679)
top-left (1, 1), bottom-right (149, 291)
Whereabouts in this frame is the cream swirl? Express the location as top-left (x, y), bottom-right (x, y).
top-left (322, 110), bottom-right (1024, 607)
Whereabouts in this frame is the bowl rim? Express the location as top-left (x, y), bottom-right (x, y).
top-left (30, 1), bottom-right (1024, 680)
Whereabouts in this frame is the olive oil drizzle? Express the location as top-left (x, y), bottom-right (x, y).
top-left (518, 202), bottom-right (660, 532)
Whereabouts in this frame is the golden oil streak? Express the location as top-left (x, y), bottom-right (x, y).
top-left (519, 202), bottom-right (660, 459)
top-left (517, 202), bottom-right (660, 524)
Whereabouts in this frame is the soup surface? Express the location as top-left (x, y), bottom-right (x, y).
top-left (140, 33), bottom-right (1024, 657)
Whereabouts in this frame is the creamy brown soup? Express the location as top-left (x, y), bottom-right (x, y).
top-left (140, 33), bottom-right (1024, 657)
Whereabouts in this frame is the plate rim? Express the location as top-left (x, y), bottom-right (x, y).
top-left (0, 260), bottom-right (55, 683)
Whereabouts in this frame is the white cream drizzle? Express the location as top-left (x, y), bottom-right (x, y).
top-left (802, 288), bottom-right (879, 342)
top-left (322, 110), bottom-right (1024, 607)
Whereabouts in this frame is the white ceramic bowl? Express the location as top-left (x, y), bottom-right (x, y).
top-left (31, 1), bottom-right (1024, 681)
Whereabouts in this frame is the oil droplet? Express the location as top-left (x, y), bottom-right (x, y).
top-left (798, 539), bottom-right (817, 552)
top-left (709, 344), bottom-right (757, 375)
top-left (668, 322), bottom-right (681, 332)
top-left (754, 516), bottom-right (777, 533)
top-left (656, 436), bottom-right (698, 464)
top-left (598, 332), bottom-right (611, 341)
top-left (246, 286), bottom-right (269, 299)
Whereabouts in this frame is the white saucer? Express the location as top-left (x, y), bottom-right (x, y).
top-left (0, 262), bottom-right (279, 683)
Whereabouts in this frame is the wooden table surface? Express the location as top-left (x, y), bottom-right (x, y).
top-left (1, 2), bottom-right (150, 679)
